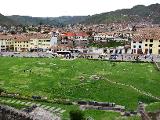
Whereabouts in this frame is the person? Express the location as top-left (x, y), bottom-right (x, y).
top-left (151, 56), bottom-right (153, 61)
top-left (121, 55), bottom-right (123, 61)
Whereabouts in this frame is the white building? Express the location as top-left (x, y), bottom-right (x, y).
top-left (50, 31), bottom-right (60, 46)
top-left (0, 39), bottom-right (7, 52)
top-left (94, 33), bottom-right (114, 42)
top-left (131, 37), bottom-right (143, 54)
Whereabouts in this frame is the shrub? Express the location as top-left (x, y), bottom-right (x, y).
top-left (69, 110), bottom-right (85, 120)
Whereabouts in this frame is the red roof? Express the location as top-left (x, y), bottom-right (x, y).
top-left (62, 32), bottom-right (88, 37)
top-left (75, 32), bottom-right (88, 37)
top-left (63, 32), bottom-right (76, 37)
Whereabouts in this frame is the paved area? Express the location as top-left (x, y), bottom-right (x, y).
top-left (1, 52), bottom-right (160, 62)
top-left (0, 52), bottom-right (54, 58)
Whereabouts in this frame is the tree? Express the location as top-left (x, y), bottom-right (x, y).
top-left (22, 26), bottom-right (26, 33)
top-left (0, 88), bottom-right (4, 95)
top-left (69, 110), bottom-right (85, 120)
top-left (37, 26), bottom-right (41, 32)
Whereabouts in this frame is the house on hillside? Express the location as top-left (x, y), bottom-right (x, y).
top-left (74, 32), bottom-right (88, 48)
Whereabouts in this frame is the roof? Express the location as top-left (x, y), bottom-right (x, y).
top-left (0, 33), bottom-right (51, 42)
top-left (75, 32), bottom-right (88, 37)
top-left (132, 34), bottom-right (160, 42)
top-left (63, 32), bottom-right (76, 37)
top-left (62, 32), bottom-right (88, 37)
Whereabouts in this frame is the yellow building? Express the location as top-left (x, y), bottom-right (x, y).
top-left (14, 40), bottom-right (30, 52)
top-left (30, 38), bottom-right (51, 51)
top-left (132, 34), bottom-right (160, 55)
top-left (142, 39), bottom-right (160, 55)
top-left (12, 33), bottom-right (51, 52)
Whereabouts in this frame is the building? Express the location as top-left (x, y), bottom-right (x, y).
top-left (0, 33), bottom-right (52, 52)
top-left (58, 32), bottom-right (89, 50)
top-left (74, 32), bottom-right (88, 48)
top-left (16, 33), bottom-right (51, 52)
top-left (94, 33), bottom-right (114, 42)
top-left (0, 34), bottom-right (13, 52)
top-left (131, 35), bottom-right (143, 54)
top-left (131, 34), bottom-right (160, 55)
top-left (0, 39), bottom-right (7, 52)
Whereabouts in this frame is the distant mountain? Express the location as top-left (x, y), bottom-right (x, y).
top-left (7, 15), bottom-right (63, 27)
top-left (2, 3), bottom-right (160, 26)
top-left (0, 13), bottom-right (17, 26)
top-left (7, 15), bottom-right (88, 26)
top-left (82, 3), bottom-right (160, 24)
top-left (52, 16), bottom-right (88, 25)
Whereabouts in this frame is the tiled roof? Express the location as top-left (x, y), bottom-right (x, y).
top-left (63, 32), bottom-right (76, 37)
top-left (132, 34), bottom-right (160, 42)
top-left (0, 33), bottom-right (51, 42)
top-left (62, 32), bottom-right (88, 37)
top-left (75, 32), bottom-right (88, 36)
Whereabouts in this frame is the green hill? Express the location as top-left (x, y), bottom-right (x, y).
top-left (2, 3), bottom-right (160, 26)
top-left (82, 3), bottom-right (160, 24)
top-left (0, 13), bottom-right (17, 26)
top-left (7, 15), bottom-right (88, 26)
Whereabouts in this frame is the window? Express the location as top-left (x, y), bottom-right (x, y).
top-left (133, 45), bottom-right (136, 48)
top-left (149, 49), bottom-right (152, 54)
top-left (146, 39), bottom-right (148, 42)
top-left (139, 41), bottom-right (142, 43)
top-left (133, 41), bottom-right (136, 43)
top-left (159, 45), bottom-right (160, 47)
top-left (139, 45), bottom-right (141, 48)
top-left (150, 39), bottom-right (153, 42)
top-left (149, 44), bottom-right (153, 47)
top-left (159, 49), bottom-right (160, 54)
top-left (145, 44), bottom-right (148, 46)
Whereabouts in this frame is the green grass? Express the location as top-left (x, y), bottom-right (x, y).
top-left (89, 41), bottom-right (124, 48)
top-left (84, 110), bottom-right (141, 120)
top-left (84, 110), bottom-right (120, 120)
top-left (146, 102), bottom-right (160, 112)
top-left (0, 57), bottom-right (159, 119)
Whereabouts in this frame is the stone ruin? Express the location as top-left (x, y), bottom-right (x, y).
top-left (138, 102), bottom-right (160, 120)
top-left (0, 104), bottom-right (61, 120)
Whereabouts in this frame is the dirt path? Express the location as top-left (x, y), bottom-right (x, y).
top-left (105, 79), bottom-right (160, 101)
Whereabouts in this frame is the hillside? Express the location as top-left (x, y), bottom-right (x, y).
top-left (7, 15), bottom-right (88, 26)
top-left (2, 3), bottom-right (160, 26)
top-left (7, 15), bottom-right (63, 27)
top-left (0, 13), bottom-right (17, 26)
top-left (82, 3), bottom-right (160, 24)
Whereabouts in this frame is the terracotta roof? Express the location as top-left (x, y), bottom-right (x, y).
top-left (132, 34), bottom-right (160, 42)
top-left (0, 33), bottom-right (51, 42)
top-left (132, 35), bottom-right (143, 42)
top-left (75, 32), bottom-right (88, 37)
top-left (62, 32), bottom-right (88, 37)
top-left (63, 32), bottom-right (76, 37)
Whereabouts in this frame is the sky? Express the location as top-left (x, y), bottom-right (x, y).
top-left (0, 0), bottom-right (160, 17)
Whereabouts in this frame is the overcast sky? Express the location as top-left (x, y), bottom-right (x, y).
top-left (0, 0), bottom-right (160, 17)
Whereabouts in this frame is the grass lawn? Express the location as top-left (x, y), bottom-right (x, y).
top-left (84, 110), bottom-right (141, 120)
top-left (146, 102), bottom-right (160, 112)
top-left (0, 57), bottom-right (159, 119)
